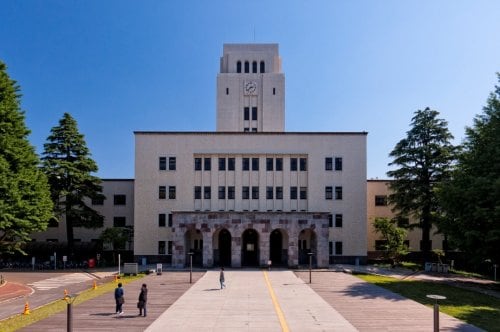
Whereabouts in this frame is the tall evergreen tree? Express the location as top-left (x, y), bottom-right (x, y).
top-left (387, 108), bottom-right (455, 262)
top-left (42, 113), bottom-right (104, 250)
top-left (439, 75), bottom-right (500, 265)
top-left (0, 61), bottom-right (53, 254)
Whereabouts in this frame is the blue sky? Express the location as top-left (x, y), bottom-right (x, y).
top-left (2, 1), bottom-right (499, 179)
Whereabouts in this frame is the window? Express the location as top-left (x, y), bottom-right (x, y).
top-left (335, 241), bottom-right (343, 255)
top-left (329, 242), bottom-right (333, 255)
top-left (335, 186), bottom-right (343, 200)
top-left (218, 186), bottom-right (225, 199)
top-left (158, 241), bottom-right (166, 255)
top-left (228, 186), bottom-right (235, 199)
top-left (167, 241), bottom-right (173, 254)
top-left (242, 158), bottom-right (250, 171)
top-left (218, 158), bottom-right (226, 171)
top-left (375, 240), bottom-right (387, 251)
top-left (91, 197), bottom-right (104, 205)
top-left (226, 88), bottom-right (229, 95)
top-left (325, 157), bottom-right (333, 171)
top-left (251, 107), bottom-right (257, 120)
top-left (266, 186), bottom-right (273, 199)
top-left (244, 107), bottom-right (250, 120)
top-left (252, 158), bottom-right (259, 171)
top-left (300, 158), bottom-right (307, 171)
top-left (168, 214), bottom-right (173, 227)
top-left (159, 186), bottom-right (166, 199)
top-left (276, 158), bottom-right (283, 171)
top-left (335, 214), bottom-right (343, 227)
top-left (194, 186), bottom-right (201, 199)
top-left (260, 61), bottom-right (265, 73)
top-left (194, 157), bottom-right (202, 171)
top-left (159, 156), bottom-right (167, 170)
top-left (290, 158), bottom-right (298, 171)
top-left (169, 186), bottom-right (176, 199)
top-left (228, 158), bottom-right (235, 171)
top-left (242, 186), bottom-right (249, 199)
top-left (300, 187), bottom-right (307, 200)
top-left (335, 157), bottom-right (343, 171)
top-left (159, 214), bottom-right (166, 227)
top-left (325, 186), bottom-right (333, 200)
top-left (244, 128), bottom-right (250, 132)
top-left (204, 186), bottom-right (211, 199)
top-left (251, 128), bottom-right (257, 132)
top-left (244, 61), bottom-right (249, 73)
top-left (273, 87), bottom-right (276, 95)
top-left (276, 187), bottom-right (283, 199)
top-left (237, 61), bottom-right (242, 73)
top-left (375, 195), bottom-right (387, 206)
top-left (266, 158), bottom-right (273, 171)
top-left (396, 216), bottom-right (409, 227)
top-left (252, 61), bottom-right (257, 73)
top-left (328, 214), bottom-right (333, 227)
top-left (290, 186), bottom-right (297, 200)
top-left (113, 217), bottom-right (126, 227)
top-left (114, 195), bottom-right (126, 205)
top-left (252, 186), bottom-right (259, 199)
top-left (169, 157), bottom-right (176, 170)
top-left (48, 218), bottom-right (59, 227)
top-left (204, 158), bottom-right (211, 171)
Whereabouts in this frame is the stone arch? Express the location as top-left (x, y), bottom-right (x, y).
top-left (298, 228), bottom-right (317, 266)
top-left (241, 228), bottom-right (259, 267)
top-left (213, 228), bottom-right (232, 267)
top-left (269, 228), bottom-right (289, 266)
top-left (184, 228), bottom-right (203, 267)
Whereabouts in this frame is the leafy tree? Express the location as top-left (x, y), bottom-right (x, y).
top-left (387, 108), bottom-right (455, 262)
top-left (99, 227), bottom-right (129, 251)
top-left (373, 217), bottom-right (409, 266)
top-left (439, 74), bottom-right (500, 265)
top-left (42, 113), bottom-right (104, 250)
top-left (0, 61), bottom-right (53, 254)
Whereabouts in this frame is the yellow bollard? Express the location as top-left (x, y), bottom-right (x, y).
top-left (93, 280), bottom-right (97, 290)
top-left (23, 302), bottom-right (30, 315)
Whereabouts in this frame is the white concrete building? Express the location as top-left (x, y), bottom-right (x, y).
top-left (133, 44), bottom-right (368, 267)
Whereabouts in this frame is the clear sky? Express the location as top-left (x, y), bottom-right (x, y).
top-left (2, 1), bottom-right (499, 179)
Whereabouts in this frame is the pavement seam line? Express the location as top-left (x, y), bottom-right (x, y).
top-left (263, 271), bottom-right (289, 332)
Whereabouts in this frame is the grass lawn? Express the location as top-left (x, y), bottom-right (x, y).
top-left (1, 274), bottom-right (144, 332)
top-left (357, 274), bottom-right (500, 332)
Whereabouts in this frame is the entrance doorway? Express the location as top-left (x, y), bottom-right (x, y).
top-left (218, 229), bottom-right (232, 267)
top-left (184, 229), bottom-right (203, 267)
top-left (241, 229), bottom-right (259, 266)
top-left (298, 229), bottom-right (317, 266)
top-left (269, 229), bottom-right (287, 266)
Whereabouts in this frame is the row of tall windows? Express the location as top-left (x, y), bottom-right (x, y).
top-left (194, 157), bottom-right (308, 172)
top-left (158, 186), bottom-right (176, 199)
top-left (236, 60), bottom-right (265, 73)
top-left (325, 186), bottom-right (343, 200)
top-left (92, 194), bottom-right (126, 206)
top-left (325, 157), bottom-right (343, 171)
top-left (243, 107), bottom-right (258, 121)
top-left (194, 186), bottom-right (308, 200)
top-left (158, 213), bottom-right (173, 227)
top-left (159, 157), bottom-right (176, 171)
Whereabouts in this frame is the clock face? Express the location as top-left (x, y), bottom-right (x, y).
top-left (244, 81), bottom-right (257, 95)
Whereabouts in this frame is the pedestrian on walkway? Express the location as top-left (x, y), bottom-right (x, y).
top-left (114, 282), bottom-right (124, 315)
top-left (137, 283), bottom-right (148, 317)
top-left (220, 267), bottom-right (225, 289)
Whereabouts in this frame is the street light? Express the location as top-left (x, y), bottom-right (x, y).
top-left (426, 294), bottom-right (446, 332)
top-left (63, 293), bottom-right (78, 332)
top-left (308, 252), bottom-right (314, 284)
top-left (188, 252), bottom-right (194, 284)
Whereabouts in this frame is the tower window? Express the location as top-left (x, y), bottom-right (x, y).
top-left (251, 107), bottom-right (257, 120)
top-left (252, 61), bottom-right (257, 73)
top-left (244, 107), bottom-right (250, 120)
top-left (273, 87), bottom-right (276, 95)
top-left (228, 158), bottom-right (235, 171)
top-left (244, 61), bottom-right (249, 73)
top-left (226, 88), bottom-right (229, 95)
top-left (276, 158), bottom-right (283, 171)
top-left (266, 158), bottom-right (273, 171)
top-left (237, 61), bottom-right (242, 73)
top-left (260, 61), bottom-right (265, 73)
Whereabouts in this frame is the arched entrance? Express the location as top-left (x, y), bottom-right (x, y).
top-left (269, 229), bottom-right (288, 266)
top-left (298, 229), bottom-right (317, 266)
top-left (214, 228), bottom-right (232, 267)
top-left (184, 229), bottom-right (203, 267)
top-left (241, 229), bottom-right (259, 266)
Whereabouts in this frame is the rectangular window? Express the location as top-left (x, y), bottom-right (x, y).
top-left (329, 242), bottom-right (333, 255)
top-left (159, 156), bottom-right (167, 170)
top-left (218, 186), bottom-right (226, 199)
top-left (169, 157), bottom-right (176, 170)
top-left (218, 158), bottom-right (226, 171)
top-left (273, 87), bottom-right (276, 95)
top-left (167, 241), bottom-right (173, 255)
top-left (228, 158), bottom-right (235, 171)
top-left (204, 158), bottom-right (211, 171)
top-left (335, 157), bottom-right (343, 171)
top-left (251, 107), bottom-right (257, 120)
top-left (194, 186), bottom-right (201, 199)
top-left (335, 214), bottom-right (343, 227)
top-left (91, 197), bottom-right (104, 205)
top-left (244, 107), bottom-right (250, 120)
top-left (325, 157), bottom-right (333, 171)
top-left (252, 186), bottom-right (259, 199)
top-left (252, 158), bottom-right (259, 171)
top-left (158, 241), bottom-right (166, 255)
top-left (300, 158), bottom-right (307, 171)
top-left (375, 195), bottom-right (388, 206)
top-left (114, 195), bottom-right (126, 205)
top-left (375, 240), bottom-right (387, 251)
top-left (276, 158), bottom-right (283, 171)
top-left (194, 157), bottom-right (202, 171)
top-left (335, 186), bottom-right (343, 200)
top-left (48, 218), bottom-right (59, 227)
top-left (242, 158), bottom-right (250, 171)
top-left (168, 186), bottom-right (176, 199)
top-left (290, 186), bottom-right (297, 200)
top-left (276, 187), bottom-right (283, 200)
top-left (226, 88), bottom-right (229, 95)
top-left (266, 186), bottom-right (273, 199)
top-left (396, 216), bottom-right (409, 227)
top-left (228, 186), bottom-right (235, 199)
top-left (266, 158), bottom-right (273, 171)
top-left (300, 187), bottom-right (307, 200)
top-left (204, 186), bottom-right (211, 199)
top-left (328, 214), bottom-right (333, 227)
top-left (159, 186), bottom-right (166, 199)
top-left (168, 214), bottom-right (173, 227)
top-left (159, 214), bottom-right (166, 227)
top-left (244, 128), bottom-right (250, 132)
top-left (335, 241), bottom-right (343, 255)
top-left (252, 128), bottom-right (257, 132)
top-left (113, 217), bottom-right (126, 227)
top-left (290, 158), bottom-right (298, 171)
top-left (242, 186), bottom-right (250, 199)
top-left (325, 186), bottom-right (333, 200)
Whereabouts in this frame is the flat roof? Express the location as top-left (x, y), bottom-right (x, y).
top-left (134, 131), bottom-right (368, 136)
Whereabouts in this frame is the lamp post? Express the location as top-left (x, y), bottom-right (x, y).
top-left (308, 252), bottom-right (314, 284)
top-left (426, 294), bottom-right (446, 332)
top-left (188, 252), bottom-right (194, 284)
top-left (63, 293), bottom-right (78, 332)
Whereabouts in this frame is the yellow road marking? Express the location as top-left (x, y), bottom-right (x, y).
top-left (263, 271), bottom-right (290, 332)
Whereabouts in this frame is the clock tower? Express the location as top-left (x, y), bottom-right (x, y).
top-left (216, 44), bottom-right (285, 132)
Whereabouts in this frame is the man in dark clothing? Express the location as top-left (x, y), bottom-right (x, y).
top-left (138, 283), bottom-right (148, 317)
top-left (114, 282), bottom-right (124, 315)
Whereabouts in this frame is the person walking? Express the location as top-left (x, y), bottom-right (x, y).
top-left (114, 282), bottom-right (124, 315)
top-left (138, 283), bottom-right (148, 317)
top-left (219, 267), bottom-right (225, 289)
